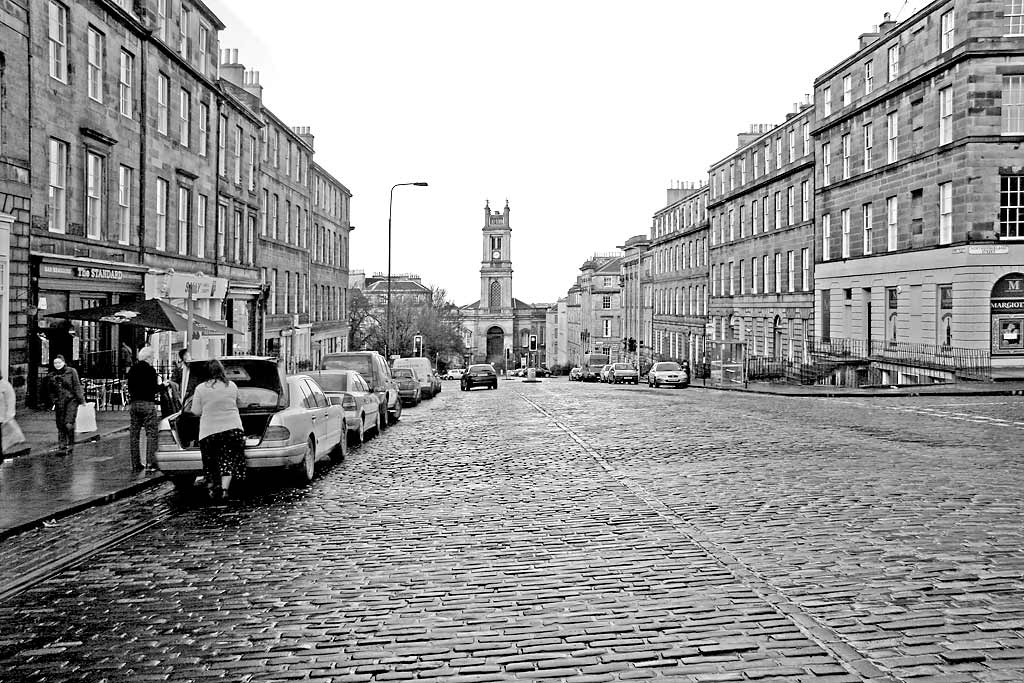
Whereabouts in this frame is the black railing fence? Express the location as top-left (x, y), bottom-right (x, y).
top-left (810, 337), bottom-right (991, 380)
top-left (746, 337), bottom-right (991, 387)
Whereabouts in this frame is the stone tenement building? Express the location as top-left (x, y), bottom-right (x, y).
top-left (708, 105), bottom-right (816, 363)
top-left (1, 0), bottom-right (352, 404)
top-left (814, 0), bottom-right (1024, 381)
top-left (562, 253), bottom-right (623, 367)
top-left (649, 183), bottom-right (710, 364)
top-left (460, 201), bottom-right (549, 368)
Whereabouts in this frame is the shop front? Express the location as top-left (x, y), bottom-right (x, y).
top-left (144, 270), bottom-right (229, 366)
top-left (30, 254), bottom-right (148, 408)
top-left (991, 272), bottom-right (1024, 371)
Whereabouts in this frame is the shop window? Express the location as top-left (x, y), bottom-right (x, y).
top-left (938, 284), bottom-right (953, 348)
top-left (886, 287), bottom-right (899, 347)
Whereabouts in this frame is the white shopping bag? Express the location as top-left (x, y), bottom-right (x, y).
top-left (75, 402), bottom-right (98, 433)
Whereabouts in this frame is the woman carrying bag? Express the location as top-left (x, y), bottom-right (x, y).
top-left (46, 355), bottom-right (85, 456)
top-left (187, 359), bottom-right (246, 503)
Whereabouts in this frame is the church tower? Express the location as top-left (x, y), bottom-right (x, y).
top-left (480, 200), bottom-right (513, 311)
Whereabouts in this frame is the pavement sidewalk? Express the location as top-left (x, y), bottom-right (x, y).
top-left (1, 407), bottom-right (164, 540)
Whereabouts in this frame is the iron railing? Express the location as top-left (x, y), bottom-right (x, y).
top-left (810, 337), bottom-right (991, 380)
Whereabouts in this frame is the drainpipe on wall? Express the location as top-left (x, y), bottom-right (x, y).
top-left (213, 95), bottom-right (223, 278)
top-left (137, 28), bottom-right (149, 265)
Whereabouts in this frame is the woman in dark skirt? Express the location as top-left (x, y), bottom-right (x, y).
top-left (187, 359), bottom-right (246, 501)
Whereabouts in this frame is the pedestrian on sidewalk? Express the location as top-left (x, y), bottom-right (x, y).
top-left (169, 348), bottom-right (190, 406)
top-left (127, 346), bottom-right (160, 473)
top-left (0, 373), bottom-right (17, 462)
top-left (45, 355), bottom-right (84, 456)
top-left (187, 359), bottom-right (245, 503)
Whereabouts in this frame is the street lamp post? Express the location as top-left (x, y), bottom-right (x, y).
top-left (386, 181), bottom-right (428, 359)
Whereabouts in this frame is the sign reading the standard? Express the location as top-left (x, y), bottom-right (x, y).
top-left (76, 267), bottom-right (125, 281)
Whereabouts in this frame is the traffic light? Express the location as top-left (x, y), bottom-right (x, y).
top-left (529, 334), bottom-right (538, 352)
top-left (628, 337), bottom-right (637, 353)
top-left (413, 334), bottom-right (423, 357)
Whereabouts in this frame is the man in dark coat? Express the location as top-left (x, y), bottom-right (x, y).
top-left (46, 355), bottom-right (85, 455)
top-left (126, 346), bottom-right (160, 473)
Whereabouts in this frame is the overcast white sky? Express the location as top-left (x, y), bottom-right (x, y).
top-left (210, 0), bottom-right (921, 306)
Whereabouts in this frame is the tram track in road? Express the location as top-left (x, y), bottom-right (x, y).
top-left (0, 509), bottom-right (176, 604)
top-left (515, 387), bottom-right (901, 683)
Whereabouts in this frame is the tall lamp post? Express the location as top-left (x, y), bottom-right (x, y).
top-left (386, 181), bottom-right (428, 358)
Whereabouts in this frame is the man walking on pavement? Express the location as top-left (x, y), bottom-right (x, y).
top-left (127, 346), bottom-right (160, 473)
top-left (46, 355), bottom-right (85, 456)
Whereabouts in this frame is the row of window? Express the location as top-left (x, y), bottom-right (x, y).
top-left (652, 236), bottom-right (708, 276)
top-left (652, 285), bottom-right (709, 317)
top-left (712, 120), bottom-right (812, 200)
top-left (711, 180), bottom-right (813, 247)
top-left (711, 249), bottom-right (812, 298)
top-left (653, 192), bottom-right (707, 238)
top-left (49, 2), bottom-right (213, 103)
top-left (45, 137), bottom-right (352, 265)
top-left (153, 0), bottom-right (214, 75)
top-left (821, 182), bottom-right (960, 260)
top-left (264, 125), bottom-right (309, 186)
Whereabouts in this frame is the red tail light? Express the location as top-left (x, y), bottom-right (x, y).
top-left (341, 395), bottom-right (357, 409)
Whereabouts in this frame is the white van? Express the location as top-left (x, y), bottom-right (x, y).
top-left (392, 357), bottom-right (438, 399)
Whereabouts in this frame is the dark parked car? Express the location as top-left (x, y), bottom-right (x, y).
top-left (392, 367), bottom-right (422, 406)
top-left (461, 364), bottom-right (498, 391)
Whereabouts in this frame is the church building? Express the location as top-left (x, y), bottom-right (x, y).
top-left (460, 201), bottom-right (549, 368)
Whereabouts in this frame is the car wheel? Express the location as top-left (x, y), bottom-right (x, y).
top-left (295, 437), bottom-right (316, 487)
top-left (332, 428), bottom-right (348, 461)
top-left (371, 409), bottom-right (381, 436)
top-left (357, 413), bottom-right (367, 443)
top-left (654, 380), bottom-right (660, 388)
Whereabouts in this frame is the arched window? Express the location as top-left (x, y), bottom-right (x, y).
top-left (489, 281), bottom-right (501, 309)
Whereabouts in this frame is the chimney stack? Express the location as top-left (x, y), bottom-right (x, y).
top-left (242, 69), bottom-right (263, 101)
top-left (219, 48), bottom-right (245, 87)
top-left (879, 12), bottom-right (897, 34)
top-left (293, 126), bottom-right (315, 151)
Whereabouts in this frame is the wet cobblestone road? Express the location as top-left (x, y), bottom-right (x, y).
top-left (1, 379), bottom-right (1022, 682)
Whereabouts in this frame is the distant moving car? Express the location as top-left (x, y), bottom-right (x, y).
top-left (569, 367), bottom-right (582, 381)
top-left (320, 352), bottom-right (401, 427)
top-left (307, 369), bottom-right (382, 443)
top-left (461, 364), bottom-right (498, 391)
top-left (599, 364), bottom-right (615, 383)
top-left (156, 357), bottom-right (346, 491)
top-left (647, 361), bottom-right (690, 388)
top-left (443, 368), bottom-right (465, 381)
top-left (610, 362), bottom-right (639, 384)
top-left (392, 367), bottom-right (422, 406)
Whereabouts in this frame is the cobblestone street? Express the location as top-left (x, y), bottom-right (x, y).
top-left (1, 379), bottom-right (1023, 682)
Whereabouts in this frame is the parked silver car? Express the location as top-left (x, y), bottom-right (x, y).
top-left (307, 369), bottom-right (383, 443)
top-left (156, 357), bottom-right (346, 491)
